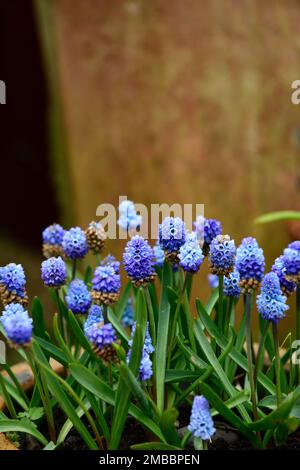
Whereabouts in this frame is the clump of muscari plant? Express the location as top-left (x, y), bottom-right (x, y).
top-left (0, 209), bottom-right (300, 452)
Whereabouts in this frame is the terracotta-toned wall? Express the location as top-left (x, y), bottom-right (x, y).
top-left (50, 0), bottom-right (300, 333)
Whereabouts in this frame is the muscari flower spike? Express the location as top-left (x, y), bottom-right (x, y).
top-left (127, 322), bottom-right (154, 381)
top-left (118, 200), bottom-right (142, 232)
top-left (283, 241), bottom-right (300, 283)
top-left (1, 304), bottom-right (33, 348)
top-left (41, 256), bottom-right (67, 288)
top-left (272, 255), bottom-right (296, 297)
top-left (123, 235), bottom-right (156, 287)
top-left (122, 298), bottom-right (135, 327)
top-left (42, 223), bottom-right (65, 258)
top-left (86, 321), bottom-right (120, 364)
top-left (178, 233), bottom-right (204, 273)
top-left (62, 227), bottom-right (89, 260)
top-left (235, 237), bottom-right (265, 293)
top-left (257, 272), bottom-right (289, 323)
top-left (153, 240), bottom-right (165, 268)
top-left (84, 304), bottom-right (104, 336)
top-left (223, 270), bottom-right (241, 298)
top-left (0, 263), bottom-right (28, 307)
top-left (188, 395), bottom-right (216, 441)
top-left (85, 221), bottom-right (106, 254)
top-left (159, 217), bottom-right (187, 263)
top-left (208, 274), bottom-right (219, 289)
top-left (65, 279), bottom-right (92, 314)
top-left (100, 254), bottom-right (121, 274)
top-left (209, 234), bottom-right (236, 276)
top-left (91, 264), bottom-right (121, 305)
top-left (194, 216), bottom-right (223, 253)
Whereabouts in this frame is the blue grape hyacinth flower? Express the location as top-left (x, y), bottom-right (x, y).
top-left (235, 237), bottom-right (265, 293)
top-left (257, 272), bottom-right (289, 323)
top-left (41, 256), bottom-right (67, 288)
top-left (123, 235), bottom-right (156, 287)
top-left (283, 241), bottom-right (300, 283)
top-left (66, 279), bottom-right (92, 314)
top-left (153, 240), bottom-right (165, 268)
top-left (178, 233), bottom-right (204, 273)
top-left (272, 255), bottom-right (296, 297)
top-left (0, 263), bottom-right (28, 306)
top-left (92, 264), bottom-right (121, 305)
top-left (209, 234), bottom-right (236, 276)
top-left (159, 216), bottom-right (187, 263)
top-left (188, 395), bottom-right (216, 441)
top-left (62, 227), bottom-right (89, 260)
top-left (122, 299), bottom-right (135, 327)
top-left (223, 270), bottom-right (241, 297)
top-left (84, 305), bottom-right (104, 335)
top-left (1, 304), bottom-right (33, 347)
top-left (86, 321), bottom-right (119, 364)
top-left (208, 274), bottom-right (219, 289)
top-left (42, 223), bottom-right (65, 258)
top-left (127, 322), bottom-right (154, 382)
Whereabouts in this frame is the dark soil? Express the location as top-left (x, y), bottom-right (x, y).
top-left (14, 405), bottom-right (300, 450)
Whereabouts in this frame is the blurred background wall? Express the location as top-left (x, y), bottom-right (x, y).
top-left (0, 0), bottom-right (299, 335)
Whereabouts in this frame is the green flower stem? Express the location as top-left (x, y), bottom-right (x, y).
top-left (296, 285), bottom-right (300, 384)
top-left (54, 289), bottom-right (65, 342)
top-left (144, 286), bottom-right (156, 347)
top-left (167, 272), bottom-right (189, 367)
top-left (0, 369), bottom-right (17, 419)
top-left (216, 274), bottom-right (224, 357)
top-left (27, 350), bottom-right (56, 443)
top-left (245, 292), bottom-right (259, 422)
top-left (253, 321), bottom-right (269, 391)
top-left (272, 322), bottom-right (282, 406)
top-left (224, 296), bottom-right (234, 339)
top-left (72, 259), bottom-right (77, 280)
top-left (96, 253), bottom-right (101, 266)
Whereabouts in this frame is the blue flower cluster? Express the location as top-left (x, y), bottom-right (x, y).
top-left (283, 241), bottom-right (300, 282)
top-left (272, 255), bottom-right (296, 296)
top-left (127, 322), bottom-right (154, 381)
top-left (118, 200), bottom-right (142, 232)
top-left (84, 305), bottom-right (103, 332)
top-left (122, 299), bottom-right (135, 327)
top-left (178, 233), bottom-right (204, 273)
top-left (257, 272), bottom-right (289, 323)
top-left (42, 223), bottom-right (65, 246)
top-left (1, 303), bottom-right (33, 347)
top-left (204, 218), bottom-right (222, 245)
top-left (235, 237), bottom-right (265, 292)
top-left (41, 256), bottom-right (67, 288)
top-left (92, 265), bottom-right (121, 293)
top-left (123, 235), bottom-right (156, 286)
top-left (188, 395), bottom-right (216, 441)
top-left (65, 280), bottom-right (92, 314)
top-left (100, 254), bottom-right (121, 274)
top-left (92, 264), bottom-right (121, 305)
top-left (223, 270), bottom-right (241, 297)
top-left (62, 227), bottom-right (89, 260)
top-left (153, 240), bottom-right (165, 268)
top-left (208, 274), bottom-right (219, 289)
top-left (209, 234), bottom-right (236, 276)
top-left (0, 263), bottom-right (28, 305)
top-left (86, 321), bottom-right (117, 349)
top-left (84, 305), bottom-right (103, 336)
top-left (159, 217), bottom-right (187, 259)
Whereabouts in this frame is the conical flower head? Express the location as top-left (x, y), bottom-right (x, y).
top-left (272, 255), bottom-right (296, 296)
top-left (188, 395), bottom-right (216, 441)
top-left (209, 234), bottom-right (236, 276)
top-left (1, 304), bottom-right (32, 348)
top-left (159, 217), bottom-right (187, 262)
top-left (42, 223), bottom-right (65, 258)
top-left (66, 280), bottom-right (92, 314)
top-left (62, 227), bottom-right (89, 260)
top-left (257, 272), bottom-right (289, 323)
top-left (235, 237), bottom-right (265, 293)
top-left (123, 235), bottom-right (156, 287)
top-left (283, 241), bottom-right (300, 283)
top-left (178, 233), bottom-right (204, 273)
